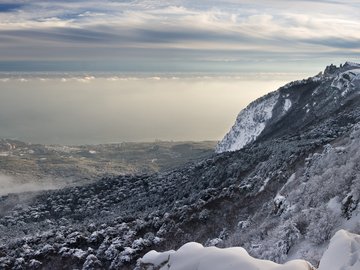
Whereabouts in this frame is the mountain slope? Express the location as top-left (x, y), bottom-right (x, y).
top-left (1, 62), bottom-right (360, 269)
top-left (217, 61), bottom-right (360, 153)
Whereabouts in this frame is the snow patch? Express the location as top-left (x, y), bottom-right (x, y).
top-left (283, 99), bottom-right (292, 112)
top-left (287, 173), bottom-right (296, 184)
top-left (258, 177), bottom-right (270, 192)
top-left (327, 197), bottom-right (342, 215)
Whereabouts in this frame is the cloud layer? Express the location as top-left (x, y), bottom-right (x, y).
top-left (0, 0), bottom-right (359, 71)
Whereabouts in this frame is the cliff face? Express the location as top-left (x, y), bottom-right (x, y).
top-left (217, 61), bottom-right (360, 153)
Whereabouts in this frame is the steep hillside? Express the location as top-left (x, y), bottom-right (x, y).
top-left (1, 62), bottom-right (360, 269)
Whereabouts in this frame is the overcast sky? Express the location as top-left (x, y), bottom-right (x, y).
top-left (0, 0), bottom-right (359, 72)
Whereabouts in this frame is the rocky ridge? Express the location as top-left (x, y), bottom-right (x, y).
top-left (216, 61), bottom-right (360, 153)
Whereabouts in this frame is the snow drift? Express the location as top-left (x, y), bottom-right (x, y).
top-left (140, 229), bottom-right (360, 270)
top-left (140, 242), bottom-right (313, 270)
top-left (318, 230), bottom-right (360, 270)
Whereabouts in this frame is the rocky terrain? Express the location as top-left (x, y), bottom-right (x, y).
top-left (1, 62), bottom-right (360, 269)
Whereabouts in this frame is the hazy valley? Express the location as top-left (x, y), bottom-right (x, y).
top-left (0, 139), bottom-right (216, 195)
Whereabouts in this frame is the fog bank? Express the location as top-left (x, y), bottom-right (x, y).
top-left (0, 174), bottom-right (60, 196)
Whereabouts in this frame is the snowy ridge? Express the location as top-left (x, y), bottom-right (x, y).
top-left (216, 92), bottom-right (279, 153)
top-left (217, 61), bottom-right (360, 153)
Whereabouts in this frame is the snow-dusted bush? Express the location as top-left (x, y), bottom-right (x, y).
top-left (306, 207), bottom-right (339, 245)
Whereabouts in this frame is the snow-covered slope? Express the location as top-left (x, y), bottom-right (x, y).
top-left (217, 61), bottom-right (360, 153)
top-left (216, 92), bottom-right (279, 153)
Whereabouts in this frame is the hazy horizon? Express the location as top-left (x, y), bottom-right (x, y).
top-left (0, 72), bottom-right (307, 145)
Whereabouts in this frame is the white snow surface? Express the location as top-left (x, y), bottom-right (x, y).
top-left (283, 99), bottom-right (292, 112)
top-left (140, 242), bottom-right (313, 270)
top-left (258, 177), bottom-right (270, 193)
top-left (141, 249), bottom-right (175, 266)
top-left (141, 230), bottom-right (360, 270)
top-left (216, 92), bottom-right (279, 153)
top-left (318, 230), bottom-right (360, 270)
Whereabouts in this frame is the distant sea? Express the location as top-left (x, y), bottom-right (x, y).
top-left (0, 72), bottom-right (310, 145)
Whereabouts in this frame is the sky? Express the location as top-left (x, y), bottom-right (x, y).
top-left (0, 0), bottom-right (359, 72)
